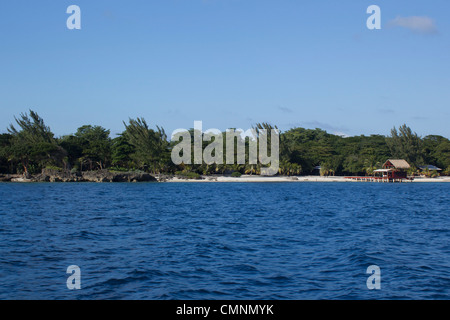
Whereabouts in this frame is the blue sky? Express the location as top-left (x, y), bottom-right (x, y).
top-left (0, 0), bottom-right (449, 138)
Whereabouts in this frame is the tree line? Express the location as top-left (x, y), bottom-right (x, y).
top-left (0, 110), bottom-right (449, 177)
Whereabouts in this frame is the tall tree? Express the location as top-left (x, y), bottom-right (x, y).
top-left (7, 110), bottom-right (65, 176)
top-left (422, 135), bottom-right (450, 169)
top-left (111, 134), bottom-right (135, 170)
top-left (74, 125), bottom-right (111, 170)
top-left (123, 118), bottom-right (169, 173)
top-left (0, 134), bottom-right (13, 173)
top-left (386, 124), bottom-right (424, 166)
top-left (58, 134), bottom-right (84, 171)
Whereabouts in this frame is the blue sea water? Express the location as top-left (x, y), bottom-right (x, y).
top-left (0, 182), bottom-right (449, 300)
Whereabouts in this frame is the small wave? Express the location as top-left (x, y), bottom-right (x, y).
top-left (233, 264), bottom-right (259, 273)
top-left (266, 275), bottom-right (291, 282)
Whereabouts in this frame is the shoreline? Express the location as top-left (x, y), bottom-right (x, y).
top-left (2, 173), bottom-right (449, 183)
top-left (165, 175), bottom-right (450, 183)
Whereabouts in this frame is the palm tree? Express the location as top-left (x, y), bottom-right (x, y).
top-left (363, 158), bottom-right (380, 176)
top-left (320, 163), bottom-right (330, 176)
top-left (291, 163), bottom-right (302, 176)
top-left (244, 164), bottom-right (256, 175)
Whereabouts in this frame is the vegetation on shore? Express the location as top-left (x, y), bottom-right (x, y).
top-left (0, 110), bottom-right (449, 177)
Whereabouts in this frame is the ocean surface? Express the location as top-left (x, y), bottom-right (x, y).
top-left (0, 182), bottom-right (449, 300)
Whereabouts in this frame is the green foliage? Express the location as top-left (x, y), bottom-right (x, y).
top-left (58, 135), bottom-right (83, 169)
top-left (320, 160), bottom-right (340, 176)
top-left (443, 166), bottom-right (450, 176)
top-left (386, 124), bottom-right (424, 166)
top-left (363, 158), bottom-right (382, 176)
top-left (281, 128), bottom-right (390, 176)
top-left (45, 165), bottom-right (62, 172)
top-left (422, 135), bottom-right (450, 170)
top-left (6, 110), bottom-right (65, 175)
top-left (108, 166), bottom-right (143, 173)
top-left (0, 134), bottom-right (13, 173)
top-left (74, 125), bottom-right (111, 170)
top-left (430, 170), bottom-right (439, 178)
top-left (231, 171), bottom-right (242, 177)
top-left (2, 111), bottom-right (449, 178)
top-left (278, 160), bottom-right (302, 176)
top-left (111, 134), bottom-right (135, 169)
top-left (407, 165), bottom-right (419, 176)
top-left (123, 118), bottom-right (169, 173)
top-left (175, 171), bottom-right (201, 179)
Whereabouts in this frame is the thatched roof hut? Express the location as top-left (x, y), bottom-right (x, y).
top-left (383, 159), bottom-right (410, 170)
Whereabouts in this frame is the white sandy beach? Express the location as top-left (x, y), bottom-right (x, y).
top-left (165, 175), bottom-right (450, 183)
top-left (7, 175), bottom-right (449, 183)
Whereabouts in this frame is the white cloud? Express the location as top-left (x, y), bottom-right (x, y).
top-left (334, 132), bottom-right (350, 138)
top-left (388, 16), bottom-right (438, 34)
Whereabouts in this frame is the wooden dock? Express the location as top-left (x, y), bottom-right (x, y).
top-left (344, 176), bottom-right (413, 183)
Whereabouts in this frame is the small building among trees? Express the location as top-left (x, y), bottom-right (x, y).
top-left (419, 165), bottom-right (442, 172)
top-left (373, 159), bottom-right (410, 180)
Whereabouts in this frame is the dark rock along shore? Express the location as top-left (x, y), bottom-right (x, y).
top-left (0, 169), bottom-right (158, 183)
